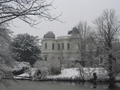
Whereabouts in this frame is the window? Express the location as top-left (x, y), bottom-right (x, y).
top-left (62, 43), bottom-right (64, 50)
top-left (45, 57), bottom-right (47, 61)
top-left (52, 43), bottom-right (54, 50)
top-left (58, 44), bottom-right (60, 50)
top-left (67, 43), bottom-right (70, 50)
top-left (45, 43), bottom-right (47, 50)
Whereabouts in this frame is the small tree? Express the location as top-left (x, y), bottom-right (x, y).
top-left (48, 57), bottom-right (61, 75)
top-left (34, 60), bottom-right (49, 79)
top-left (11, 33), bottom-right (41, 66)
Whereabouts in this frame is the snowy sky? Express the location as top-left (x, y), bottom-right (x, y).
top-left (10, 0), bottom-right (120, 39)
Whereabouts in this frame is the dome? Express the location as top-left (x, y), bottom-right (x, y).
top-left (44, 31), bottom-right (55, 39)
top-left (72, 27), bottom-right (79, 34)
top-left (68, 27), bottom-right (79, 35)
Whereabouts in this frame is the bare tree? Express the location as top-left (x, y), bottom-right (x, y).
top-left (70, 21), bottom-right (92, 67)
top-left (0, 0), bottom-right (60, 26)
top-left (86, 32), bottom-right (97, 67)
top-left (58, 42), bottom-right (64, 70)
top-left (69, 21), bottom-right (99, 81)
top-left (94, 9), bottom-right (120, 87)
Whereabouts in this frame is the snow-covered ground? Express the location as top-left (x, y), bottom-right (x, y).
top-left (14, 73), bottom-right (30, 79)
top-left (47, 68), bottom-right (108, 80)
top-left (47, 68), bottom-right (79, 79)
top-left (14, 67), bottom-right (115, 80)
top-left (14, 68), bottom-right (37, 79)
top-left (12, 61), bottom-right (120, 81)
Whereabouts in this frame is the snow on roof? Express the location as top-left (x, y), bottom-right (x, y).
top-left (57, 35), bottom-right (71, 39)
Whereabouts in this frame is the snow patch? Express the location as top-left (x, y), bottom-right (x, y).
top-left (47, 68), bottom-right (108, 80)
top-left (47, 68), bottom-right (79, 79)
top-left (14, 67), bottom-right (120, 81)
top-left (12, 61), bottom-right (30, 71)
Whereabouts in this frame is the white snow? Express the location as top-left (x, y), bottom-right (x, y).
top-left (12, 61), bottom-right (30, 71)
top-left (47, 67), bottom-right (108, 80)
top-left (14, 67), bottom-right (120, 81)
top-left (17, 73), bottom-right (29, 77)
top-left (47, 68), bottom-right (79, 79)
top-left (14, 68), bottom-right (38, 79)
top-left (14, 73), bottom-right (30, 80)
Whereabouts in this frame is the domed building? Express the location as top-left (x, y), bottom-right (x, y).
top-left (41, 28), bottom-right (104, 67)
top-left (41, 31), bottom-right (79, 67)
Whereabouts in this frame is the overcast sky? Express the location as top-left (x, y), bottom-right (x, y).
top-left (10, 0), bottom-right (120, 39)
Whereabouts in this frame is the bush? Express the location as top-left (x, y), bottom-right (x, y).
top-left (50, 67), bottom-right (61, 75)
top-left (12, 61), bottom-right (30, 75)
top-left (12, 67), bottom-right (28, 75)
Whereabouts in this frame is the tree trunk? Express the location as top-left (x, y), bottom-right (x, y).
top-left (108, 54), bottom-right (115, 88)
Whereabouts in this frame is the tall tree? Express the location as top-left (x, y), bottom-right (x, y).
top-left (86, 32), bottom-right (97, 67)
top-left (70, 21), bottom-right (92, 67)
top-left (94, 9), bottom-right (120, 87)
top-left (0, 0), bottom-right (59, 84)
top-left (11, 33), bottom-right (41, 66)
top-left (0, 23), bottom-right (14, 82)
top-left (0, 0), bottom-right (59, 26)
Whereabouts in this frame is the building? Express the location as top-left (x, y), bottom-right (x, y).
top-left (41, 28), bottom-right (106, 67)
top-left (41, 31), bottom-right (78, 61)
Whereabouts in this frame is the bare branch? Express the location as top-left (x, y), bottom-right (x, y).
top-left (0, 0), bottom-right (60, 26)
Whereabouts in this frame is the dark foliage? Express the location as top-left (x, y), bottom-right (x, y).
top-left (11, 33), bottom-right (41, 66)
top-left (50, 67), bottom-right (61, 75)
top-left (12, 67), bottom-right (28, 75)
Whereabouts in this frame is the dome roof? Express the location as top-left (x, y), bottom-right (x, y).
top-left (68, 27), bottom-right (79, 35)
top-left (44, 31), bottom-right (55, 39)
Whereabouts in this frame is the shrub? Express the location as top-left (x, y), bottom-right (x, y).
top-left (50, 67), bottom-right (61, 75)
top-left (12, 67), bottom-right (28, 75)
top-left (12, 61), bottom-right (30, 75)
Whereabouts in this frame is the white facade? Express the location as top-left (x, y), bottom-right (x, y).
top-left (41, 32), bottom-right (78, 62)
top-left (41, 30), bottom-right (106, 67)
